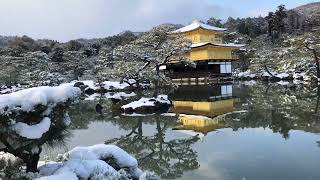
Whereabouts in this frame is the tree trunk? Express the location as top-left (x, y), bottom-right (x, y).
top-left (315, 86), bottom-right (320, 114)
top-left (307, 47), bottom-right (320, 79)
top-left (156, 118), bottom-right (164, 160)
top-left (138, 119), bottom-right (143, 137)
top-left (152, 64), bottom-right (160, 97)
top-left (26, 153), bottom-right (41, 173)
top-left (264, 65), bottom-right (274, 77)
top-left (314, 50), bottom-right (320, 79)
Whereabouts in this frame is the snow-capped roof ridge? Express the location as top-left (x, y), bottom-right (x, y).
top-left (171, 20), bottom-right (227, 34)
top-left (191, 42), bottom-right (245, 48)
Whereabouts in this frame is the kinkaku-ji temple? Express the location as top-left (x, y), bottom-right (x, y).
top-left (166, 20), bottom-right (245, 84)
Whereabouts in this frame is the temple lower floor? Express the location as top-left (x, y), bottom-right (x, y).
top-left (165, 60), bottom-right (233, 79)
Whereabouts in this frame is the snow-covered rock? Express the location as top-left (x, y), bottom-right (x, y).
top-left (275, 73), bottom-right (290, 79)
top-left (276, 81), bottom-right (290, 86)
top-left (101, 79), bottom-right (150, 92)
top-left (261, 71), bottom-right (274, 77)
top-left (71, 80), bottom-right (99, 95)
top-left (121, 95), bottom-right (172, 113)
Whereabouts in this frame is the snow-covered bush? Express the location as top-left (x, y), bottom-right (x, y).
top-left (37, 144), bottom-right (157, 180)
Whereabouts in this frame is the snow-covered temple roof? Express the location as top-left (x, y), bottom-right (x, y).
top-left (191, 42), bottom-right (245, 48)
top-left (171, 20), bottom-right (227, 34)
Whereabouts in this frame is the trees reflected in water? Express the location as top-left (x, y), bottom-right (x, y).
top-left (106, 116), bottom-right (200, 179)
top-left (228, 84), bottom-right (320, 139)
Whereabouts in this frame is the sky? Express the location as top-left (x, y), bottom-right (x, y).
top-left (0, 0), bottom-right (317, 42)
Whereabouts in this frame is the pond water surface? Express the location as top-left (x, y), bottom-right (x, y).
top-left (42, 83), bottom-right (320, 180)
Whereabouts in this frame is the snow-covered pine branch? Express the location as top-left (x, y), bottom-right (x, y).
top-left (98, 24), bottom-right (192, 87)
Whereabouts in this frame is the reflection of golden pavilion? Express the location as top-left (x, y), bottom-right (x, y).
top-left (171, 98), bottom-right (235, 117)
top-left (170, 85), bottom-right (237, 135)
top-left (174, 114), bottom-right (226, 135)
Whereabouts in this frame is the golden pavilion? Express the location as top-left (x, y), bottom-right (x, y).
top-left (167, 20), bottom-right (245, 79)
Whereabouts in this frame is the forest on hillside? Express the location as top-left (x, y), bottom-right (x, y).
top-left (0, 3), bottom-right (319, 88)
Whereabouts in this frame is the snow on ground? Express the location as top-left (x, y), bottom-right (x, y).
top-left (84, 92), bottom-right (136, 101)
top-left (70, 80), bottom-right (98, 90)
top-left (237, 70), bottom-right (256, 78)
top-left (101, 81), bottom-right (131, 91)
top-left (37, 144), bottom-right (145, 180)
top-left (261, 71), bottom-right (274, 77)
top-left (80, 80), bottom-right (98, 90)
top-left (37, 170), bottom-right (77, 180)
top-left (275, 73), bottom-right (290, 79)
top-left (84, 93), bottom-right (101, 101)
top-left (121, 95), bottom-right (171, 110)
top-left (0, 83), bottom-right (81, 113)
top-left (11, 117), bottom-right (51, 139)
top-left (105, 92), bottom-right (136, 100)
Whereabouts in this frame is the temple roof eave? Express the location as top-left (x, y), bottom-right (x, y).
top-left (191, 42), bottom-right (246, 49)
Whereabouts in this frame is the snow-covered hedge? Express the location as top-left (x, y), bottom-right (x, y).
top-left (0, 83), bottom-right (81, 114)
top-left (37, 144), bottom-right (155, 180)
top-left (72, 79), bottom-right (150, 95)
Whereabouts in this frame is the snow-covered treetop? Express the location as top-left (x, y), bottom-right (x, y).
top-left (0, 83), bottom-right (81, 114)
top-left (170, 20), bottom-right (227, 34)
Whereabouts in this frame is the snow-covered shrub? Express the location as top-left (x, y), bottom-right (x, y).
top-left (37, 144), bottom-right (155, 180)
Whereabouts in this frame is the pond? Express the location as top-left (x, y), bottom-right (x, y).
top-left (41, 83), bottom-right (320, 180)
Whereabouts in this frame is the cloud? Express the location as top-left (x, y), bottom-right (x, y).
top-left (0, 0), bottom-right (234, 41)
